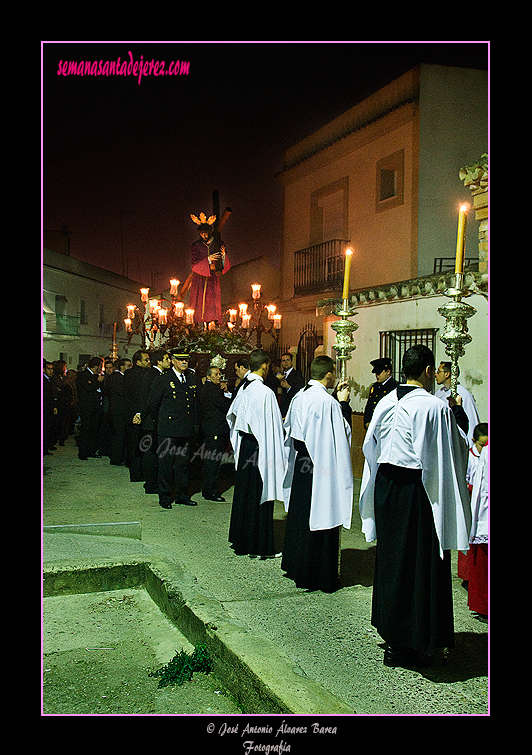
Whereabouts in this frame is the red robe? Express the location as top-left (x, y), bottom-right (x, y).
top-left (188, 239), bottom-right (231, 324)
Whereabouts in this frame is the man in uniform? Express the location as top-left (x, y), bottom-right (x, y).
top-left (141, 350), bottom-right (201, 509)
top-left (363, 357), bottom-right (398, 428)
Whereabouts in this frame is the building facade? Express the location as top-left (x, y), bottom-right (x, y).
top-left (43, 247), bottom-right (142, 367)
top-left (277, 64), bottom-right (488, 351)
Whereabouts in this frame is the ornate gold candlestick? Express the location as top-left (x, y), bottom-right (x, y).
top-left (437, 272), bottom-right (476, 397)
top-left (331, 299), bottom-right (358, 383)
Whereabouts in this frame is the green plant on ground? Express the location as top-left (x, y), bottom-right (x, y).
top-left (149, 644), bottom-right (213, 688)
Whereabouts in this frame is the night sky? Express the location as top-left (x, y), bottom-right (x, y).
top-left (42, 41), bottom-right (489, 292)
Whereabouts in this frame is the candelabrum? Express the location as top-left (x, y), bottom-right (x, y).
top-left (124, 281), bottom-right (196, 351)
top-left (437, 272), bottom-right (477, 397)
top-left (331, 298), bottom-right (359, 383)
top-left (123, 280), bottom-right (280, 354)
top-left (225, 285), bottom-right (282, 348)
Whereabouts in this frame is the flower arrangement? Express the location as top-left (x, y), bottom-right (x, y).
top-left (172, 326), bottom-right (252, 357)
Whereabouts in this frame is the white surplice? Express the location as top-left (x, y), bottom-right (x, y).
top-left (435, 383), bottom-right (480, 443)
top-left (283, 380), bottom-right (353, 531)
top-left (469, 445), bottom-right (488, 544)
top-left (359, 386), bottom-right (472, 556)
top-left (226, 372), bottom-right (286, 504)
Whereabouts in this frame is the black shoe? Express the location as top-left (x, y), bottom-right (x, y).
top-left (203, 494), bottom-right (225, 502)
top-left (383, 646), bottom-right (434, 668)
top-left (177, 498), bottom-right (197, 506)
top-left (159, 502), bottom-right (172, 509)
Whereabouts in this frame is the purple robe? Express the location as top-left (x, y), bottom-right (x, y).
top-left (188, 239), bottom-right (231, 323)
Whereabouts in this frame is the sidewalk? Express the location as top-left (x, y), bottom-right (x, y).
top-left (42, 439), bottom-right (488, 715)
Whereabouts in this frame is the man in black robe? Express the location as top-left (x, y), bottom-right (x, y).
top-left (360, 345), bottom-right (471, 669)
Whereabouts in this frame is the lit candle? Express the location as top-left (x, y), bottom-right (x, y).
top-left (124, 318), bottom-right (132, 332)
top-left (266, 304), bottom-right (276, 319)
top-left (228, 309), bottom-right (237, 323)
top-left (140, 287), bottom-right (150, 303)
top-left (273, 313), bottom-right (282, 330)
top-left (169, 278), bottom-right (180, 296)
top-left (227, 322), bottom-right (235, 331)
top-left (149, 298), bottom-right (159, 315)
top-left (251, 283), bottom-right (261, 300)
top-left (158, 307), bottom-right (168, 325)
top-left (174, 301), bottom-right (184, 318)
top-left (126, 304), bottom-right (136, 319)
top-left (455, 204), bottom-right (470, 274)
top-left (185, 308), bottom-right (195, 325)
top-left (239, 303), bottom-right (248, 318)
top-left (342, 248), bottom-right (353, 300)
top-left (241, 313), bottom-right (251, 329)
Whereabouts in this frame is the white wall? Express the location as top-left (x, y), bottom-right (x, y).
top-left (324, 291), bottom-right (488, 423)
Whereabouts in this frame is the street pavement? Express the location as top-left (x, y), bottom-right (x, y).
top-left (42, 438), bottom-right (488, 716)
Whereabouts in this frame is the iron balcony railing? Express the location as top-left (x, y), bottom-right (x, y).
top-left (294, 239), bottom-right (350, 297)
top-left (43, 313), bottom-right (80, 337)
top-left (433, 257), bottom-right (479, 273)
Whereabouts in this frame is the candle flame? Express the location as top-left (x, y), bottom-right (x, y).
top-left (345, 247), bottom-right (353, 256)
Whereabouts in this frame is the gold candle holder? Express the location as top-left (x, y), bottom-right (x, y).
top-left (437, 272), bottom-right (477, 398)
top-left (331, 299), bottom-right (358, 383)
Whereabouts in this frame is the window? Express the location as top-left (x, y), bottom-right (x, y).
top-left (55, 295), bottom-right (67, 317)
top-left (380, 328), bottom-right (438, 384)
top-left (376, 150), bottom-right (404, 212)
top-left (310, 177), bottom-right (349, 245)
top-left (380, 168), bottom-right (397, 201)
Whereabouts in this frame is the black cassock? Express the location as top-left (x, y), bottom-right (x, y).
top-left (371, 462), bottom-right (455, 651)
top-left (281, 439), bottom-right (340, 593)
top-left (228, 432), bottom-right (276, 558)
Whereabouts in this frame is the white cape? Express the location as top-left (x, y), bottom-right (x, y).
top-left (359, 387), bottom-right (471, 556)
top-left (283, 381), bottom-right (353, 531)
top-left (469, 444), bottom-right (488, 544)
top-left (435, 383), bottom-right (480, 443)
top-left (226, 373), bottom-right (286, 504)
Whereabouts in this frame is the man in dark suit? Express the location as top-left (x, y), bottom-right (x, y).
top-left (363, 357), bottom-right (399, 428)
top-left (140, 350), bottom-right (201, 509)
top-left (107, 357), bottom-right (132, 466)
top-left (77, 357), bottom-right (104, 460)
top-left (199, 366), bottom-right (233, 501)
top-left (276, 352), bottom-right (305, 419)
top-left (137, 350), bottom-right (171, 494)
top-left (43, 360), bottom-right (58, 456)
top-left (231, 356), bottom-right (250, 399)
top-left (123, 350), bottom-right (151, 481)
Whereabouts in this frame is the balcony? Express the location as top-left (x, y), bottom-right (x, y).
top-left (433, 257), bottom-right (479, 273)
top-left (43, 313), bottom-right (80, 338)
top-left (294, 239), bottom-right (349, 297)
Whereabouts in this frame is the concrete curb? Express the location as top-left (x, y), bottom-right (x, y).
top-left (43, 556), bottom-right (353, 715)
